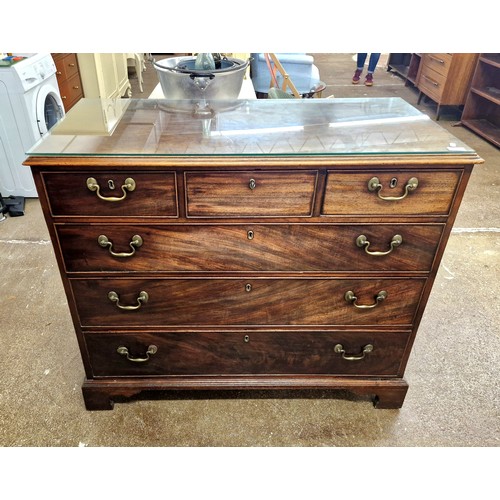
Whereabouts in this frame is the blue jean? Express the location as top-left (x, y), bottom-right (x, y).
top-left (356, 53), bottom-right (381, 73)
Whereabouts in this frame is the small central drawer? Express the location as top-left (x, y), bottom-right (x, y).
top-left (322, 170), bottom-right (461, 216)
top-left (71, 277), bottom-right (425, 327)
top-left (185, 170), bottom-right (317, 217)
top-left (42, 172), bottom-right (178, 217)
top-left (85, 330), bottom-right (410, 377)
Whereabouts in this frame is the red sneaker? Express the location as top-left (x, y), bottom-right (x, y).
top-left (352, 69), bottom-right (362, 84)
top-left (365, 73), bottom-right (374, 86)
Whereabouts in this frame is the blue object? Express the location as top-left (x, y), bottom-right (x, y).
top-left (250, 53), bottom-right (322, 95)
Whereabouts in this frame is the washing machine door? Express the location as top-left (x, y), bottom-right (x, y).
top-left (35, 81), bottom-right (65, 136)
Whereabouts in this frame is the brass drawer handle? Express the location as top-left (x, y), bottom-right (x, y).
top-left (86, 177), bottom-right (136, 202)
top-left (98, 234), bottom-right (143, 257)
top-left (334, 343), bottom-right (373, 361)
top-left (356, 234), bottom-right (403, 256)
top-left (344, 290), bottom-right (387, 309)
top-left (368, 176), bottom-right (418, 201)
top-left (108, 290), bottom-right (149, 310)
top-left (117, 345), bottom-right (157, 363)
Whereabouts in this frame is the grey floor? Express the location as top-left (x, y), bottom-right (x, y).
top-left (0, 54), bottom-right (498, 447)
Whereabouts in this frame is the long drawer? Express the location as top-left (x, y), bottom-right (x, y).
top-left (185, 170), bottom-right (318, 217)
top-left (42, 172), bottom-right (178, 217)
top-left (323, 170), bottom-right (461, 216)
top-left (84, 330), bottom-right (410, 377)
top-left (71, 277), bottom-right (426, 327)
top-left (57, 223), bottom-right (444, 273)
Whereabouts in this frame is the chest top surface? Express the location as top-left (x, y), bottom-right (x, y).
top-left (27, 97), bottom-right (479, 160)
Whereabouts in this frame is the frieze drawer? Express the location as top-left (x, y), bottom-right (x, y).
top-left (57, 223), bottom-right (444, 273)
top-left (322, 170), bottom-right (461, 216)
top-left (70, 277), bottom-right (426, 327)
top-left (185, 171), bottom-right (318, 217)
top-left (42, 172), bottom-right (178, 217)
top-left (85, 330), bottom-right (411, 377)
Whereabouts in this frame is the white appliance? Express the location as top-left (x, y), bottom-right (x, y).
top-left (0, 53), bottom-right (65, 197)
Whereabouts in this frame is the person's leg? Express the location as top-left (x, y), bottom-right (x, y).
top-left (356, 53), bottom-right (368, 69)
top-left (353, 53), bottom-right (367, 84)
top-left (365, 53), bottom-right (381, 86)
top-left (367, 53), bottom-right (381, 73)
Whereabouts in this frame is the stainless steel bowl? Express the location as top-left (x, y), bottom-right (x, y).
top-left (153, 55), bottom-right (250, 100)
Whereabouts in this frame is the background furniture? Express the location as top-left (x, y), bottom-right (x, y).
top-left (77, 53), bottom-right (131, 99)
top-left (52, 53), bottom-right (83, 112)
top-left (127, 53), bottom-right (146, 93)
top-left (25, 98), bottom-right (482, 411)
top-left (461, 53), bottom-right (500, 148)
top-left (387, 53), bottom-right (422, 87)
top-left (250, 53), bottom-right (322, 97)
top-left (416, 53), bottom-right (478, 120)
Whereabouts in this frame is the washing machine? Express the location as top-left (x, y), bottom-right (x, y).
top-left (0, 53), bottom-right (65, 197)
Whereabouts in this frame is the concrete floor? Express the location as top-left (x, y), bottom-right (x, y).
top-left (0, 54), bottom-right (498, 447)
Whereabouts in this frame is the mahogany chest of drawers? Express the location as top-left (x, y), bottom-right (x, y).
top-left (25, 98), bottom-right (482, 410)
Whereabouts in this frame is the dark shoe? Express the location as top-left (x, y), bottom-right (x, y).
top-left (352, 69), bottom-right (362, 84)
top-left (365, 73), bottom-right (374, 86)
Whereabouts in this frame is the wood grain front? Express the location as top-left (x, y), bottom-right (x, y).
top-left (42, 172), bottom-right (178, 217)
top-left (85, 330), bottom-right (410, 377)
top-left (57, 223), bottom-right (444, 273)
top-left (322, 170), bottom-right (461, 216)
top-left (70, 277), bottom-right (426, 327)
top-left (185, 170), bottom-right (317, 217)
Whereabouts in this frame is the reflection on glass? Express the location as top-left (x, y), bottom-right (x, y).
top-left (28, 97), bottom-right (475, 157)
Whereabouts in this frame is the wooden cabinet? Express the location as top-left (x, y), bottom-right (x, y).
top-left (417, 53), bottom-right (478, 119)
top-left (52, 53), bottom-right (83, 112)
top-left (77, 53), bottom-right (131, 99)
top-left (387, 53), bottom-right (421, 86)
top-left (461, 54), bottom-right (500, 147)
top-left (25, 98), bottom-right (482, 411)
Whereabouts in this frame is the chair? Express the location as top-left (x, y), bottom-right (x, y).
top-left (126, 53), bottom-right (146, 93)
top-left (250, 53), bottom-right (324, 97)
